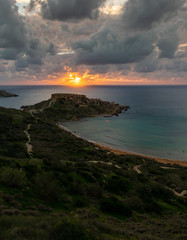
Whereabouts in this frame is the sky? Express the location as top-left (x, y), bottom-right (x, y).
top-left (0, 0), bottom-right (187, 85)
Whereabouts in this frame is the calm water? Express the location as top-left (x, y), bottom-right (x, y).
top-left (0, 85), bottom-right (187, 161)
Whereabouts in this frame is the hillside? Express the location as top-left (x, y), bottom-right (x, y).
top-left (0, 94), bottom-right (186, 240)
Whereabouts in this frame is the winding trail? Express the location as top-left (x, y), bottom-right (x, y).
top-left (39, 98), bottom-right (56, 112)
top-left (89, 161), bottom-right (121, 169)
top-left (166, 187), bottom-right (187, 198)
top-left (24, 124), bottom-right (33, 157)
top-left (133, 159), bottom-right (145, 174)
top-left (24, 99), bottom-right (56, 157)
top-left (133, 165), bottom-right (142, 174)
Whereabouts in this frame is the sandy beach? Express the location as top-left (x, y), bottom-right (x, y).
top-left (58, 123), bottom-right (187, 167)
top-left (94, 143), bottom-right (187, 167)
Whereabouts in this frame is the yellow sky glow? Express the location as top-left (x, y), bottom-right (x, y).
top-left (47, 68), bottom-right (184, 87)
top-left (101, 4), bottom-right (123, 15)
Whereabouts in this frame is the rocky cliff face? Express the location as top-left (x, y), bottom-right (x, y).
top-left (0, 90), bottom-right (18, 97)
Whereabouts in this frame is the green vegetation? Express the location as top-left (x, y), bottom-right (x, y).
top-left (0, 96), bottom-right (186, 239)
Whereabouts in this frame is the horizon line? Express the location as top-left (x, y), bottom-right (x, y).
top-left (0, 84), bottom-right (187, 87)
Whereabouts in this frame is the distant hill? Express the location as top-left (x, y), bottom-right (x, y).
top-left (0, 89), bottom-right (18, 97)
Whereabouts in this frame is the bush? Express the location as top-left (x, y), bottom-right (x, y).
top-left (50, 220), bottom-right (98, 240)
top-left (34, 172), bottom-right (62, 203)
top-left (137, 184), bottom-right (163, 213)
top-left (73, 197), bottom-right (87, 208)
top-left (106, 175), bottom-right (131, 194)
top-left (100, 197), bottom-right (132, 217)
top-left (1, 168), bottom-right (26, 188)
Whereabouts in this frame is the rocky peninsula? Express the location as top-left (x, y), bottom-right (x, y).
top-left (21, 93), bottom-right (130, 119)
top-left (0, 89), bottom-right (18, 97)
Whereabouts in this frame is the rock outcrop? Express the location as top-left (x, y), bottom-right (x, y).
top-left (21, 93), bottom-right (130, 121)
top-left (0, 90), bottom-right (18, 97)
top-left (51, 93), bottom-right (130, 116)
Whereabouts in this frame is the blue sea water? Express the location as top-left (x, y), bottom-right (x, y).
top-left (0, 85), bottom-right (187, 161)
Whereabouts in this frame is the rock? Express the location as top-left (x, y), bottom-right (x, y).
top-left (0, 90), bottom-right (18, 97)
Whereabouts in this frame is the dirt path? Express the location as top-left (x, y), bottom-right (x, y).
top-left (93, 143), bottom-right (187, 167)
top-left (89, 161), bottom-right (121, 169)
top-left (133, 165), bottom-right (142, 174)
top-left (24, 124), bottom-right (33, 157)
top-left (166, 187), bottom-right (187, 198)
top-left (40, 98), bottom-right (56, 112)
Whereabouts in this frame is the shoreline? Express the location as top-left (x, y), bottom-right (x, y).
top-left (94, 143), bottom-right (187, 167)
top-left (58, 123), bottom-right (187, 167)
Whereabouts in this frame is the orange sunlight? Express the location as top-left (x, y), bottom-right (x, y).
top-left (50, 66), bottom-right (184, 86)
top-left (62, 72), bottom-right (84, 86)
top-left (60, 66), bottom-right (93, 86)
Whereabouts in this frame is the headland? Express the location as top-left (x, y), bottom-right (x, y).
top-left (0, 89), bottom-right (18, 97)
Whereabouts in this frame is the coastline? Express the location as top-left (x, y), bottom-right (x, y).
top-left (58, 123), bottom-right (187, 168)
top-left (94, 143), bottom-right (187, 167)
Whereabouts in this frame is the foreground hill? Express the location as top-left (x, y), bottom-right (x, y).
top-left (0, 94), bottom-right (186, 240)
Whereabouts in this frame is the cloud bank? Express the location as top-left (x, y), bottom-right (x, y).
top-left (28, 0), bottom-right (106, 20)
top-left (0, 0), bottom-right (187, 84)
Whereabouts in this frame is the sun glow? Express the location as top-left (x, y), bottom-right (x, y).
top-left (101, 4), bottom-right (123, 15)
top-left (62, 70), bottom-right (85, 86)
top-left (74, 77), bottom-right (81, 85)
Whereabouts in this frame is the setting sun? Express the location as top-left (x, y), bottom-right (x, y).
top-left (74, 77), bottom-right (81, 85)
top-left (62, 71), bottom-right (84, 86)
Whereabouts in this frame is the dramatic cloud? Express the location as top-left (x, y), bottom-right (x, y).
top-left (157, 26), bottom-right (179, 58)
top-left (134, 52), bottom-right (158, 73)
top-left (123, 0), bottom-right (186, 30)
top-left (0, 0), bottom-right (55, 70)
top-left (0, 0), bottom-right (26, 60)
top-left (15, 38), bottom-right (51, 70)
top-left (1, 0), bottom-right (187, 84)
top-left (73, 29), bottom-right (155, 65)
top-left (28, 0), bottom-right (106, 21)
top-left (72, 0), bottom-right (187, 74)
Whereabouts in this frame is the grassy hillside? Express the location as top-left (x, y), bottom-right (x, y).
top-left (0, 96), bottom-right (186, 240)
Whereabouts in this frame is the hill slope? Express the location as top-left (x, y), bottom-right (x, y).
top-left (0, 94), bottom-right (186, 240)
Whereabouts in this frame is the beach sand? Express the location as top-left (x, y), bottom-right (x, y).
top-left (94, 143), bottom-right (187, 167)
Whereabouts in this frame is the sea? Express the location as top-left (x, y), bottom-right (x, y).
top-left (0, 85), bottom-right (187, 161)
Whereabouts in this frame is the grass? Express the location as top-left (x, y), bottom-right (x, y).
top-left (0, 97), bottom-right (186, 239)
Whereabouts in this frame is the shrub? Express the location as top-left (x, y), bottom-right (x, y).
top-left (50, 220), bottom-right (98, 240)
top-left (100, 197), bottom-right (132, 217)
top-left (1, 168), bottom-right (26, 188)
top-left (106, 175), bottom-right (131, 194)
top-left (34, 172), bottom-right (62, 203)
top-left (73, 197), bottom-right (87, 208)
top-left (137, 184), bottom-right (163, 213)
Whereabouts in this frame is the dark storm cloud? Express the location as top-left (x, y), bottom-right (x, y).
top-left (134, 52), bottom-right (158, 72)
top-left (0, 0), bottom-right (55, 70)
top-left (73, 24), bottom-right (155, 65)
top-left (0, 48), bottom-right (22, 60)
top-left (162, 59), bottom-right (187, 72)
top-left (0, 0), bottom-right (26, 59)
top-left (72, 0), bottom-right (186, 70)
top-left (123, 0), bottom-right (186, 30)
top-left (157, 29), bottom-right (179, 58)
top-left (15, 38), bottom-right (54, 70)
top-left (28, 0), bottom-right (106, 21)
